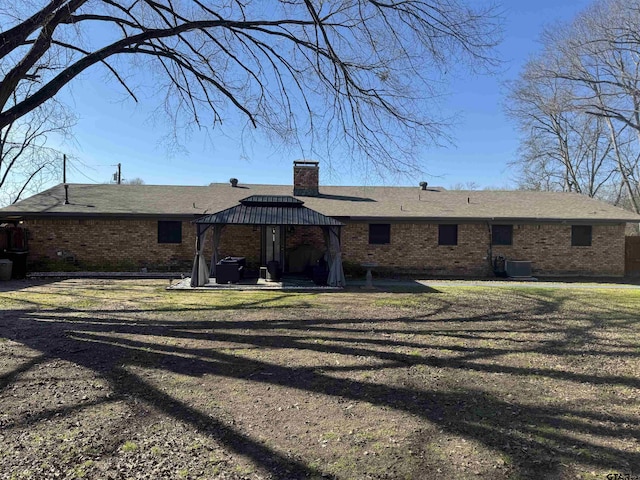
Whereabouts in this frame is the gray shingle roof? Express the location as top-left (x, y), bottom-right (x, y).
top-left (1, 182), bottom-right (639, 223)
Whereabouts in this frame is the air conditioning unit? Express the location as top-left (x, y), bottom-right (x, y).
top-left (505, 260), bottom-right (532, 277)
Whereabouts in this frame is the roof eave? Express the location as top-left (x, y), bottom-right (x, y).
top-left (345, 216), bottom-right (638, 223)
top-left (0, 212), bottom-right (203, 220)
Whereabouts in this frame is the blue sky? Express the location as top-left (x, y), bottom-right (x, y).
top-left (57, 0), bottom-right (593, 190)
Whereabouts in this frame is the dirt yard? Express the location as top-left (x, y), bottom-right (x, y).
top-left (0, 279), bottom-right (639, 479)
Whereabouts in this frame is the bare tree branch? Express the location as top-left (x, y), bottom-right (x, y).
top-left (0, 0), bottom-right (501, 193)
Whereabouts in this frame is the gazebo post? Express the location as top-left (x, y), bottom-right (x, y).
top-left (190, 223), bottom-right (210, 287)
top-left (325, 225), bottom-right (346, 287)
top-left (327, 226), bottom-right (347, 287)
top-left (190, 225), bottom-right (201, 287)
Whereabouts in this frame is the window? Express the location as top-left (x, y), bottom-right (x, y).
top-left (369, 224), bottom-right (390, 244)
top-left (491, 225), bottom-right (513, 246)
top-left (158, 221), bottom-right (182, 244)
top-left (438, 224), bottom-right (458, 245)
top-left (571, 225), bottom-right (592, 246)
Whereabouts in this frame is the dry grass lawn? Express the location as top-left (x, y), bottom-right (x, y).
top-left (0, 279), bottom-right (639, 479)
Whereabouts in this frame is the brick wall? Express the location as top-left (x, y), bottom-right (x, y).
top-left (24, 219), bottom-right (323, 272)
top-left (218, 225), bottom-right (261, 267)
top-left (491, 223), bottom-right (625, 276)
top-left (341, 223), bottom-right (489, 276)
top-left (286, 225), bottom-right (325, 251)
top-left (340, 221), bottom-right (626, 276)
top-left (22, 218), bottom-right (626, 276)
top-left (24, 218), bottom-right (199, 270)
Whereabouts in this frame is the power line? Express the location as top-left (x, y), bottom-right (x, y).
top-left (67, 161), bottom-right (100, 183)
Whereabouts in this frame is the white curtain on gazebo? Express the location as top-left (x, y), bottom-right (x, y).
top-left (209, 224), bottom-right (225, 277)
top-left (190, 225), bottom-right (210, 287)
top-left (326, 225), bottom-right (346, 287)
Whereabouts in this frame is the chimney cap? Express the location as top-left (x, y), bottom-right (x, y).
top-left (293, 160), bottom-right (319, 167)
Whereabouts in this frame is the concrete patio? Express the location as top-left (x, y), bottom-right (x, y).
top-left (168, 275), bottom-right (342, 291)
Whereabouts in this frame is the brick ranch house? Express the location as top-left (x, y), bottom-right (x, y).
top-left (1, 161), bottom-right (639, 279)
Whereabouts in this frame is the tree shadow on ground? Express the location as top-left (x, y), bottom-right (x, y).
top-left (1, 288), bottom-right (639, 478)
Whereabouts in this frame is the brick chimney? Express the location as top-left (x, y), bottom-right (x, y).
top-left (293, 160), bottom-right (319, 196)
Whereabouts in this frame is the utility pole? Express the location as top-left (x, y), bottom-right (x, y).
top-left (117, 163), bottom-right (121, 184)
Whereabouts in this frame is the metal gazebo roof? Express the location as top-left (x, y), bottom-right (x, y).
top-left (194, 195), bottom-right (343, 226)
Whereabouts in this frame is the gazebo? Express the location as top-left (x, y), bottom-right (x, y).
top-left (190, 195), bottom-right (346, 287)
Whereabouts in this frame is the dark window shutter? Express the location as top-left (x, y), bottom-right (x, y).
top-left (491, 225), bottom-right (513, 246)
top-left (571, 225), bottom-right (592, 246)
top-left (369, 224), bottom-right (391, 244)
top-left (158, 221), bottom-right (182, 244)
top-left (438, 224), bottom-right (458, 245)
